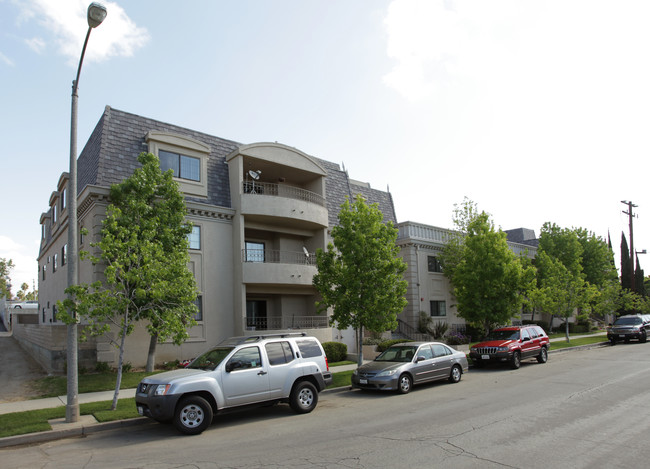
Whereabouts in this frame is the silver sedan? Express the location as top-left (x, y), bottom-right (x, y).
top-left (351, 342), bottom-right (469, 394)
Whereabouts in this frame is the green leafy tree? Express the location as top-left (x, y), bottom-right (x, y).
top-left (60, 152), bottom-right (198, 409)
top-left (532, 223), bottom-right (595, 341)
top-left (574, 228), bottom-right (621, 321)
top-left (0, 258), bottom-right (14, 300)
top-left (313, 195), bottom-right (407, 366)
top-left (440, 198), bottom-right (536, 334)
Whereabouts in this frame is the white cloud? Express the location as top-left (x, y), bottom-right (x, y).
top-left (0, 51), bottom-right (15, 66)
top-left (25, 36), bottom-right (46, 53)
top-left (15, 0), bottom-right (149, 65)
top-left (0, 236), bottom-right (39, 293)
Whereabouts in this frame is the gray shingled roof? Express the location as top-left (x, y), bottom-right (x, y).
top-left (75, 106), bottom-right (396, 226)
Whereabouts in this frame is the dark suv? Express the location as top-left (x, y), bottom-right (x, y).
top-left (607, 315), bottom-right (650, 344)
top-left (469, 325), bottom-right (550, 369)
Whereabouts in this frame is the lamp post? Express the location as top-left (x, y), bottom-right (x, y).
top-left (66, 2), bottom-right (107, 424)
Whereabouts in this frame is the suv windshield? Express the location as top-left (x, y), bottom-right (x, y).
top-left (187, 347), bottom-right (234, 371)
top-left (375, 345), bottom-right (418, 362)
top-left (614, 317), bottom-right (643, 326)
top-left (485, 330), bottom-right (520, 341)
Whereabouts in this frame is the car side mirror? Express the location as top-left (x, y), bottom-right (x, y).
top-left (522, 337), bottom-right (530, 342)
top-left (416, 356), bottom-right (425, 362)
top-left (226, 360), bottom-right (242, 373)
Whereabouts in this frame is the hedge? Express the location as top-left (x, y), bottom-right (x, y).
top-left (322, 341), bottom-right (347, 362)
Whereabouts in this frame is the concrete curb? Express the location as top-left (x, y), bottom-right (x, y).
top-left (0, 417), bottom-right (152, 449)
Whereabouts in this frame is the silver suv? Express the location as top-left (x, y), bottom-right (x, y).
top-left (135, 333), bottom-right (332, 434)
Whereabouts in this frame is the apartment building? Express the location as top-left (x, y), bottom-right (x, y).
top-left (32, 106), bottom-right (396, 372)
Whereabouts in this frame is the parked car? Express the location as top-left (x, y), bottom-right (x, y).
top-left (135, 333), bottom-right (332, 435)
top-left (351, 341), bottom-right (468, 394)
top-left (607, 315), bottom-right (650, 344)
top-left (469, 325), bottom-right (549, 369)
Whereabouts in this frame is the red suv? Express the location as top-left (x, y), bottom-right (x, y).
top-left (469, 325), bottom-right (549, 369)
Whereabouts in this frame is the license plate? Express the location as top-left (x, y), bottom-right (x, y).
top-left (137, 406), bottom-right (143, 416)
top-left (360, 379), bottom-right (368, 384)
top-left (481, 355), bottom-right (490, 360)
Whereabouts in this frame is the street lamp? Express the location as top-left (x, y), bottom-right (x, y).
top-left (66, 2), bottom-right (107, 424)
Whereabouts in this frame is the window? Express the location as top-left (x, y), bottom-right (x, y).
top-left (417, 345), bottom-right (434, 360)
top-left (265, 342), bottom-right (295, 366)
top-left (521, 328), bottom-right (530, 340)
top-left (52, 204), bottom-right (57, 224)
top-left (245, 241), bottom-right (265, 262)
top-left (159, 149), bottom-right (200, 181)
top-left (42, 265), bottom-right (46, 281)
top-left (193, 295), bottom-right (203, 321)
top-left (146, 131), bottom-right (210, 198)
top-left (53, 253), bottom-right (58, 272)
top-left (41, 224), bottom-right (45, 239)
top-left (60, 188), bottom-right (67, 211)
top-left (427, 256), bottom-right (442, 273)
top-left (227, 347), bottom-right (262, 370)
top-left (52, 304), bottom-right (57, 322)
top-left (430, 300), bottom-right (446, 317)
top-left (188, 226), bottom-right (201, 250)
top-left (296, 339), bottom-right (324, 358)
top-left (432, 344), bottom-right (451, 357)
top-left (61, 245), bottom-right (67, 266)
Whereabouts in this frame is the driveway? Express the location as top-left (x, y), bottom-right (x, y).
top-left (0, 335), bottom-right (48, 402)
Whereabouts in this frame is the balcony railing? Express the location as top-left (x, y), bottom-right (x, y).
top-left (245, 315), bottom-right (329, 330)
top-left (242, 249), bottom-right (316, 265)
top-left (243, 181), bottom-right (326, 207)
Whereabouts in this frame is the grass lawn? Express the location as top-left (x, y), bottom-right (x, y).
top-left (31, 371), bottom-right (160, 398)
top-left (549, 335), bottom-right (608, 350)
top-left (0, 398), bottom-right (140, 439)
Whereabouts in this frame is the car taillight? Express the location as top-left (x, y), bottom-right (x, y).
top-left (325, 356), bottom-right (329, 371)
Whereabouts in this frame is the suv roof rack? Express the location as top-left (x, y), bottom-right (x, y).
top-left (221, 332), bottom-right (308, 346)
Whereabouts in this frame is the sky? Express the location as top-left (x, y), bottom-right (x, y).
top-left (2, 0), bottom-right (650, 292)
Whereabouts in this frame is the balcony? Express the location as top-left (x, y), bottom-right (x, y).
top-left (241, 182), bottom-right (328, 229)
top-left (242, 249), bottom-right (317, 285)
top-left (245, 315), bottom-right (329, 331)
top-left (243, 181), bottom-right (325, 207)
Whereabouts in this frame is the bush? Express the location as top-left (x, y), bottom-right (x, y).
top-left (95, 361), bottom-right (111, 373)
top-left (362, 337), bottom-right (383, 346)
top-left (162, 360), bottom-right (181, 370)
top-left (377, 339), bottom-right (412, 352)
top-left (445, 331), bottom-right (469, 345)
top-left (322, 341), bottom-right (347, 362)
top-left (429, 321), bottom-right (449, 340)
top-left (121, 362), bottom-right (132, 373)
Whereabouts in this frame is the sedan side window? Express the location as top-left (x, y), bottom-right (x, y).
top-left (226, 346), bottom-right (262, 371)
top-left (432, 344), bottom-right (450, 358)
top-left (417, 345), bottom-right (434, 360)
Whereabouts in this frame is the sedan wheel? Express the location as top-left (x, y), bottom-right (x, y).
top-left (397, 374), bottom-right (412, 394)
top-left (448, 365), bottom-right (462, 383)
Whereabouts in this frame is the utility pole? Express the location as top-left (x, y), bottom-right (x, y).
top-left (622, 200), bottom-right (638, 292)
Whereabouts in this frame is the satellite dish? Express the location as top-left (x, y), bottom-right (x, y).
top-left (248, 170), bottom-right (261, 180)
top-left (303, 246), bottom-right (309, 257)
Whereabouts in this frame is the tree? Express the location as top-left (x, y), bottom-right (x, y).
top-left (621, 233), bottom-right (632, 291)
top-left (532, 223), bottom-right (595, 341)
top-left (313, 195), bottom-right (407, 366)
top-left (574, 228), bottom-right (620, 322)
top-left (440, 198), bottom-right (536, 334)
top-left (0, 258), bottom-right (14, 300)
top-left (60, 152), bottom-right (198, 409)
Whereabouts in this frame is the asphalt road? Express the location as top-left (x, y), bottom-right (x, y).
top-left (2, 342), bottom-right (649, 468)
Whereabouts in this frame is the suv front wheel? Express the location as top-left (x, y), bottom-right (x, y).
top-left (290, 381), bottom-right (318, 414)
top-left (174, 395), bottom-right (213, 435)
top-left (510, 351), bottom-right (521, 369)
